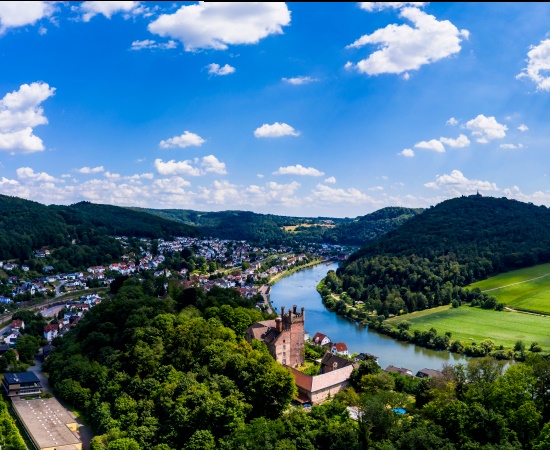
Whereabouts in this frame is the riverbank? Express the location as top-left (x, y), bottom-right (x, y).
top-left (267, 258), bottom-right (326, 286)
top-left (270, 262), bottom-right (467, 373)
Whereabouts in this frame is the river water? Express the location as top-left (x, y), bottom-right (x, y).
top-left (270, 262), bottom-right (469, 374)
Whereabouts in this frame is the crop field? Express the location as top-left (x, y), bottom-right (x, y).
top-left (469, 263), bottom-right (550, 313)
top-left (388, 306), bottom-right (550, 349)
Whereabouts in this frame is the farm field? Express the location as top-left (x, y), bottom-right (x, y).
top-left (387, 306), bottom-right (550, 350)
top-left (469, 262), bottom-right (550, 313)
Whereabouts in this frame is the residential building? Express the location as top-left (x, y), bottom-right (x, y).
top-left (312, 332), bottom-right (331, 346)
top-left (384, 365), bottom-right (414, 377)
top-left (331, 342), bottom-right (349, 356)
top-left (289, 363), bottom-right (356, 404)
top-left (416, 368), bottom-right (444, 379)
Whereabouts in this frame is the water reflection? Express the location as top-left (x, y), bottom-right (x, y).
top-left (270, 262), bottom-right (469, 373)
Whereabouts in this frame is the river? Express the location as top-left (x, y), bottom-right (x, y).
top-left (270, 262), bottom-right (469, 374)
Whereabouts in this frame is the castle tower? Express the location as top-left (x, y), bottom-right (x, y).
top-left (281, 305), bottom-right (305, 367)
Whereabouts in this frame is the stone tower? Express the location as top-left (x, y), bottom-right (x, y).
top-left (280, 305), bottom-right (305, 367)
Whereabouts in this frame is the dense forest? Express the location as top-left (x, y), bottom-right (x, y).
top-left (0, 195), bottom-right (201, 265)
top-left (138, 206), bottom-right (423, 245)
top-left (327, 196), bottom-right (550, 315)
top-left (42, 277), bottom-right (550, 449)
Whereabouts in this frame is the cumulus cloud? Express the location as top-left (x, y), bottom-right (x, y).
top-left (424, 170), bottom-right (498, 193)
top-left (159, 131), bottom-right (205, 149)
top-left (414, 139), bottom-right (445, 152)
top-left (79, 1), bottom-right (141, 22)
top-left (464, 114), bottom-right (507, 143)
top-left (359, 2), bottom-right (428, 11)
top-left (399, 148), bottom-right (415, 157)
top-left (347, 6), bottom-right (469, 75)
top-left (369, 186), bottom-right (384, 191)
top-left (0, 1), bottom-right (55, 33)
top-left (154, 155), bottom-right (227, 176)
top-left (206, 63), bottom-right (236, 76)
top-left (254, 122), bottom-right (300, 138)
top-left (500, 143), bottom-right (524, 149)
top-left (324, 176), bottom-right (337, 184)
top-left (446, 117), bottom-right (458, 126)
top-left (282, 76), bottom-right (318, 85)
top-left (148, 2), bottom-right (291, 51)
top-left (201, 155), bottom-right (227, 174)
top-left (130, 39), bottom-right (177, 50)
top-left (273, 164), bottom-right (324, 176)
top-left (517, 39), bottom-right (550, 91)
top-left (439, 134), bottom-right (470, 148)
top-left (0, 82), bottom-right (55, 153)
top-left (154, 158), bottom-right (202, 177)
top-left (16, 167), bottom-right (58, 182)
top-left (76, 166), bottom-right (105, 174)
top-left (518, 124), bottom-right (529, 132)
top-left (308, 184), bottom-right (377, 205)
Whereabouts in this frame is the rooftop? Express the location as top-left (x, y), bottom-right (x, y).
top-left (4, 372), bottom-right (40, 384)
top-left (12, 398), bottom-right (81, 449)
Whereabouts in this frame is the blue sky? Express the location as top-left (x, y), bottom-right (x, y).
top-left (1, 2), bottom-right (550, 217)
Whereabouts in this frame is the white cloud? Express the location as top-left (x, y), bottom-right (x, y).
top-left (518, 124), bottom-right (529, 132)
top-left (159, 131), bottom-right (205, 149)
top-left (201, 155), bottom-right (227, 174)
top-left (148, 2), bottom-right (291, 51)
top-left (282, 76), bottom-right (318, 85)
top-left (347, 6), bottom-right (468, 75)
top-left (517, 39), bottom-right (550, 91)
top-left (76, 166), bottom-right (105, 174)
top-left (324, 176), bottom-right (337, 184)
top-left (130, 39), bottom-right (177, 50)
top-left (273, 164), bottom-right (324, 176)
top-left (154, 158), bottom-right (202, 176)
top-left (439, 134), bottom-right (470, 148)
top-left (154, 156), bottom-right (226, 176)
top-left (79, 1), bottom-right (141, 22)
top-left (0, 1), bottom-right (55, 33)
top-left (308, 184), bottom-right (378, 205)
top-left (446, 117), bottom-right (458, 126)
top-left (359, 2), bottom-right (428, 11)
top-left (368, 186), bottom-right (384, 191)
top-left (424, 170), bottom-right (498, 193)
top-left (399, 148), bottom-right (415, 157)
top-left (254, 122), bottom-right (300, 138)
top-left (257, 174), bottom-right (264, 178)
top-left (464, 114), bottom-right (507, 143)
top-left (414, 139), bottom-right (445, 152)
top-left (500, 143), bottom-right (524, 149)
top-left (16, 167), bottom-right (58, 182)
top-left (0, 82), bottom-right (55, 153)
top-left (206, 63), bottom-right (236, 76)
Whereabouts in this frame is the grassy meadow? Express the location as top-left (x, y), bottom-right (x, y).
top-left (387, 305), bottom-right (550, 350)
top-left (469, 262), bottom-right (550, 313)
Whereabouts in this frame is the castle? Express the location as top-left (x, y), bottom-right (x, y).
top-left (245, 305), bottom-right (305, 367)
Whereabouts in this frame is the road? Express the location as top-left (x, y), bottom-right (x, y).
top-left (258, 284), bottom-right (274, 314)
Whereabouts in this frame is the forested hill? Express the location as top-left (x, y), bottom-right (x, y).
top-left (54, 201), bottom-right (201, 240)
top-left (0, 195), bottom-right (200, 263)
top-left (137, 206), bottom-right (423, 245)
top-left (346, 196), bottom-right (550, 270)
top-left (326, 196), bottom-right (550, 315)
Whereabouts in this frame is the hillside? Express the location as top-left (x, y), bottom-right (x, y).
top-left (0, 195), bottom-right (201, 266)
top-left (54, 201), bottom-right (201, 240)
top-left (138, 206), bottom-right (423, 245)
top-left (326, 196), bottom-right (550, 316)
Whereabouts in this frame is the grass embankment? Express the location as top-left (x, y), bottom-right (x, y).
top-left (268, 259), bottom-right (324, 286)
top-left (469, 262), bottom-right (550, 314)
top-left (387, 305), bottom-right (550, 350)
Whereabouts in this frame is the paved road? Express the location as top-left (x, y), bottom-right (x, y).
top-left (258, 284), bottom-right (273, 314)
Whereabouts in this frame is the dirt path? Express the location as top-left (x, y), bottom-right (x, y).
top-left (482, 272), bottom-right (550, 292)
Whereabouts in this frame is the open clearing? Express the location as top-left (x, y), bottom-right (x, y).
top-left (469, 262), bottom-right (550, 313)
top-left (388, 306), bottom-right (550, 349)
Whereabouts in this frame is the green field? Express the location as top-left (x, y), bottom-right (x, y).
top-left (469, 263), bottom-right (550, 313)
top-left (388, 306), bottom-right (550, 349)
